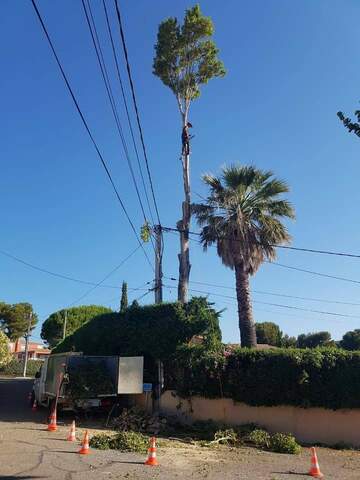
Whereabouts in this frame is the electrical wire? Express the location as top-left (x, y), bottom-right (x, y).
top-left (163, 276), bottom-right (360, 307)
top-left (81, 0), bottom-right (152, 237)
top-left (30, 0), bottom-right (153, 271)
top-left (162, 226), bottom-right (360, 260)
top-left (162, 284), bottom-right (360, 320)
top-left (113, 0), bottom-right (162, 227)
top-left (101, 0), bottom-right (155, 225)
top-left (67, 244), bottom-right (145, 307)
top-left (269, 262), bottom-right (360, 286)
top-left (0, 244), bottom-right (141, 289)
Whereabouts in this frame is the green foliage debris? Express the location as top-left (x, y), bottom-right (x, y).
top-left (90, 431), bottom-right (149, 453)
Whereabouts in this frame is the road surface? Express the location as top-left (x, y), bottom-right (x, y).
top-left (1, 378), bottom-right (360, 480)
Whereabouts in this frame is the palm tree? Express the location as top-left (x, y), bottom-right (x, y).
top-left (192, 165), bottom-right (295, 347)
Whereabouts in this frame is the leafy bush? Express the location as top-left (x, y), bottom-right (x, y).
top-left (248, 429), bottom-right (271, 448)
top-left (269, 433), bottom-right (301, 454)
top-left (169, 346), bottom-right (360, 409)
top-left (90, 431), bottom-right (149, 453)
top-left (53, 298), bottom-right (222, 384)
top-left (41, 305), bottom-right (113, 348)
top-left (212, 428), bottom-right (238, 445)
top-left (0, 331), bottom-right (11, 366)
top-left (0, 359), bottom-right (42, 377)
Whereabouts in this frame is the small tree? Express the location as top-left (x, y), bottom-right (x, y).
top-left (153, 5), bottom-right (225, 303)
top-left (0, 330), bottom-right (11, 367)
top-left (120, 282), bottom-right (128, 313)
top-left (280, 334), bottom-right (297, 348)
top-left (256, 322), bottom-right (282, 346)
top-left (296, 331), bottom-right (333, 348)
top-left (41, 305), bottom-right (112, 348)
top-left (340, 329), bottom-right (360, 351)
top-left (0, 302), bottom-right (37, 340)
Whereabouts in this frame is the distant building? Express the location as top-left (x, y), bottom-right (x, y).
top-left (8, 339), bottom-right (51, 361)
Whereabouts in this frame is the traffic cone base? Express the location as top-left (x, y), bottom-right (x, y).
top-left (67, 420), bottom-right (76, 442)
top-left (145, 437), bottom-right (159, 466)
top-left (309, 447), bottom-right (324, 478)
top-left (78, 431), bottom-right (90, 454)
top-left (47, 408), bottom-right (57, 432)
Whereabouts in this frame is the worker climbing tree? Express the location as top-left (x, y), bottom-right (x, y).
top-left (153, 5), bottom-right (226, 303)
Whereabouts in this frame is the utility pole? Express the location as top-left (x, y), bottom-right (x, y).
top-left (153, 225), bottom-right (163, 412)
top-left (22, 312), bottom-right (32, 378)
top-left (62, 310), bottom-right (67, 340)
top-left (154, 225), bottom-right (163, 304)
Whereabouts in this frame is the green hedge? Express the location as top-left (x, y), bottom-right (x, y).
top-left (166, 346), bottom-right (360, 410)
top-left (0, 359), bottom-right (43, 377)
top-left (53, 298), bottom-right (221, 361)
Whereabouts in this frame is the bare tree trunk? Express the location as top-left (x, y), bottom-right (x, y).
top-left (177, 113), bottom-right (191, 303)
top-left (234, 264), bottom-right (257, 347)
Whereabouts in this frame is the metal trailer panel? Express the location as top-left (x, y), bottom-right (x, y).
top-left (66, 356), bottom-right (119, 398)
top-left (118, 356), bottom-right (144, 394)
top-left (44, 354), bottom-right (69, 397)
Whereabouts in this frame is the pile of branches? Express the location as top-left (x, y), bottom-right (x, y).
top-left (111, 407), bottom-right (168, 435)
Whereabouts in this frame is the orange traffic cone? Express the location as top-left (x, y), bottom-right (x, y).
top-left (47, 407), bottom-right (57, 432)
top-left (78, 431), bottom-right (90, 454)
top-left (67, 421), bottom-right (76, 442)
top-left (32, 399), bottom-right (38, 412)
top-left (145, 437), bottom-right (159, 466)
top-left (309, 447), bottom-right (324, 478)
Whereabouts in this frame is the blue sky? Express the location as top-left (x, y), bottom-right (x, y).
top-left (1, 0), bottom-right (360, 344)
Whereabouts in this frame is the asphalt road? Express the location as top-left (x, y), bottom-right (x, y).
top-left (0, 378), bottom-right (150, 480)
top-left (1, 378), bottom-right (360, 480)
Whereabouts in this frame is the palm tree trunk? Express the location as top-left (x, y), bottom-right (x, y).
top-left (234, 263), bottom-right (257, 348)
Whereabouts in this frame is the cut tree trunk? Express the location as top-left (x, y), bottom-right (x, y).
top-left (178, 115), bottom-right (191, 303)
top-left (234, 263), bottom-right (257, 347)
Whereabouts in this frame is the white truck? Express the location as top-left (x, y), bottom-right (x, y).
top-left (32, 352), bottom-right (144, 412)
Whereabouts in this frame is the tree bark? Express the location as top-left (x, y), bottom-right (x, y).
top-left (234, 264), bottom-right (257, 347)
top-left (177, 112), bottom-right (191, 303)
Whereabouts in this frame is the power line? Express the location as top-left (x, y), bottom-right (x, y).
top-left (162, 226), bottom-right (360, 260)
top-left (113, 0), bottom-right (162, 227)
top-left (67, 244), bottom-right (144, 307)
top-left (31, 0), bottom-right (153, 272)
top-left (0, 245), bottom-right (141, 289)
top-left (134, 287), bottom-right (155, 302)
top-left (269, 262), bottom-right (360, 286)
top-left (162, 284), bottom-right (360, 320)
top-left (101, 0), bottom-right (155, 225)
top-left (163, 276), bottom-right (360, 307)
top-left (99, 280), bottom-right (154, 305)
top-left (81, 0), bottom-right (152, 234)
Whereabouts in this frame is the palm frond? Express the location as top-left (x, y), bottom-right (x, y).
top-left (192, 163), bottom-right (295, 275)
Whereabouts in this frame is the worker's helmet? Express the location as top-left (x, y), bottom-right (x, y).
top-left (187, 122), bottom-right (193, 128)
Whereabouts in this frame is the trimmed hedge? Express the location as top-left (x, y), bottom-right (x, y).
top-left (0, 359), bottom-right (43, 377)
top-left (53, 298), bottom-right (221, 361)
top-left (166, 346), bottom-right (360, 410)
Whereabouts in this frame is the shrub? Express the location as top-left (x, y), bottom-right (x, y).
top-left (0, 331), bottom-right (11, 367)
top-left (213, 428), bottom-right (238, 445)
top-left (248, 429), bottom-right (271, 448)
top-left (0, 359), bottom-right (42, 377)
top-left (53, 298), bottom-right (221, 362)
top-left (269, 433), bottom-right (301, 454)
top-left (90, 431), bottom-right (149, 453)
top-left (170, 346), bottom-right (360, 409)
